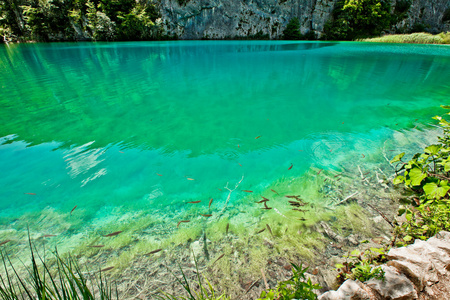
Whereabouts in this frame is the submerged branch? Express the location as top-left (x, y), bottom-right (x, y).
top-left (216, 175), bottom-right (244, 219)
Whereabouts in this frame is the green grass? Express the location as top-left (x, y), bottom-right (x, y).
top-left (359, 32), bottom-right (450, 44)
top-left (0, 234), bottom-right (117, 300)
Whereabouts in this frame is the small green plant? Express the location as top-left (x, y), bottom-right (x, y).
top-left (335, 248), bottom-right (386, 283)
top-left (391, 105), bottom-right (450, 246)
top-left (258, 263), bottom-right (321, 300)
top-left (0, 234), bottom-right (117, 299)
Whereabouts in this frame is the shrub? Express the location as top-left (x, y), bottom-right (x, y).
top-left (282, 18), bottom-right (301, 40)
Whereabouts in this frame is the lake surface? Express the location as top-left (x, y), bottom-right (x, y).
top-left (0, 41), bottom-right (449, 272)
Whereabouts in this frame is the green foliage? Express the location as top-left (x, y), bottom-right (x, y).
top-left (0, 236), bottom-right (117, 299)
top-left (335, 247), bottom-right (386, 283)
top-left (323, 0), bottom-right (394, 40)
top-left (1, 0), bottom-right (163, 42)
top-left (282, 18), bottom-right (301, 40)
top-left (392, 105), bottom-right (450, 246)
top-left (258, 263), bottom-right (321, 300)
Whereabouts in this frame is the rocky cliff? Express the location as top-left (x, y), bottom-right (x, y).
top-left (158, 0), bottom-right (450, 39)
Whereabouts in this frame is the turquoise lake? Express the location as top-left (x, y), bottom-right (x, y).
top-left (0, 41), bottom-right (450, 249)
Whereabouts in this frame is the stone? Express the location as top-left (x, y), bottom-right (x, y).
top-left (387, 245), bottom-right (439, 291)
top-left (408, 239), bottom-right (450, 275)
top-left (318, 279), bottom-right (370, 300)
top-left (366, 265), bottom-right (417, 300)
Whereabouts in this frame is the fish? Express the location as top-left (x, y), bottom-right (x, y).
top-left (255, 199), bottom-right (269, 203)
top-left (324, 179), bottom-right (328, 182)
top-left (145, 249), bottom-right (162, 255)
top-left (213, 253), bottom-right (225, 265)
top-left (262, 202), bottom-right (272, 210)
top-left (266, 224), bottom-right (273, 236)
top-left (261, 196), bottom-right (269, 201)
top-left (99, 266), bottom-right (114, 272)
top-left (177, 220), bottom-right (190, 228)
top-left (156, 173), bottom-right (163, 176)
top-left (242, 190), bottom-right (253, 193)
top-left (187, 178), bottom-right (195, 181)
top-left (187, 201), bottom-right (201, 204)
top-left (209, 198), bottom-right (213, 209)
top-left (297, 218), bottom-right (307, 221)
top-left (363, 172), bottom-right (370, 176)
top-left (119, 151), bottom-right (124, 153)
top-left (361, 154), bottom-right (365, 158)
top-left (88, 245), bottom-right (105, 248)
top-left (24, 193), bottom-right (36, 195)
top-left (70, 205), bottom-right (77, 215)
top-left (271, 189), bottom-right (278, 194)
top-left (217, 188), bottom-right (222, 191)
top-left (334, 173), bottom-right (342, 177)
top-left (288, 163), bottom-right (293, 170)
top-left (200, 214), bottom-right (212, 218)
top-left (238, 144), bottom-right (240, 148)
top-left (292, 208), bottom-right (307, 212)
top-left (103, 231), bottom-right (122, 237)
top-left (255, 228), bottom-right (266, 234)
top-left (0, 240), bottom-right (11, 246)
top-left (317, 169), bottom-right (323, 175)
top-left (238, 163), bottom-right (243, 167)
top-left (42, 234), bottom-right (56, 238)
top-left (255, 136), bottom-right (261, 139)
top-left (226, 223), bottom-right (229, 235)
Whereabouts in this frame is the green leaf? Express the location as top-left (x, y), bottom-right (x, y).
top-left (393, 175), bottom-right (404, 185)
top-left (403, 235), bottom-right (413, 242)
top-left (425, 144), bottom-right (441, 156)
top-left (441, 105), bottom-right (450, 109)
top-left (390, 152), bottom-right (405, 163)
top-left (408, 168), bottom-right (427, 186)
top-left (423, 182), bottom-right (450, 199)
top-left (444, 161), bottom-right (450, 172)
top-left (350, 249), bottom-right (361, 257)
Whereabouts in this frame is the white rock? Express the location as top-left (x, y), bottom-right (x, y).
top-left (366, 265), bottom-right (417, 300)
top-left (318, 279), bottom-right (370, 300)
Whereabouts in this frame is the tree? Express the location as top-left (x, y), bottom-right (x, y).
top-left (324, 0), bottom-right (392, 40)
top-left (282, 18), bottom-right (301, 40)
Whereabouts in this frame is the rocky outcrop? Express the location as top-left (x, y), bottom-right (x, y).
top-left (158, 0), bottom-right (450, 39)
top-left (318, 231), bottom-right (450, 300)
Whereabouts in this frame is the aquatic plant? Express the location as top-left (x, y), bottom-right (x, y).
top-left (391, 105), bottom-right (450, 246)
top-left (0, 235), bottom-right (117, 299)
top-left (258, 263), bottom-right (321, 300)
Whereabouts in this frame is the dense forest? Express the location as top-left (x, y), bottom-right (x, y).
top-left (0, 0), bottom-right (166, 42)
top-left (0, 0), bottom-right (448, 43)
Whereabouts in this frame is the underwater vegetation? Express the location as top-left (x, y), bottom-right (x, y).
top-left (0, 120), bottom-right (443, 299)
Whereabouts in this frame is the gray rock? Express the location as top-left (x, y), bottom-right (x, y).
top-left (318, 279), bottom-right (370, 300)
top-left (158, 0), bottom-right (450, 39)
top-left (366, 265), bottom-right (417, 300)
top-left (387, 245), bottom-right (439, 291)
top-left (408, 239), bottom-right (450, 275)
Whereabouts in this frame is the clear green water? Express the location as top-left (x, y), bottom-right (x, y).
top-left (0, 41), bottom-right (449, 225)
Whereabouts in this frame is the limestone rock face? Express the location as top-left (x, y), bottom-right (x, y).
top-left (158, 0), bottom-right (450, 39)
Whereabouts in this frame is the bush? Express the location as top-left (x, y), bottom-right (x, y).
top-left (391, 105), bottom-right (450, 246)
